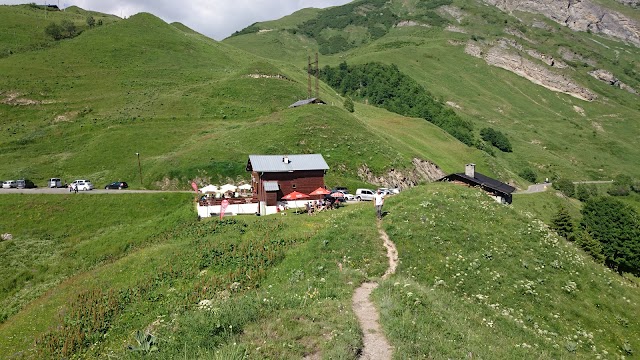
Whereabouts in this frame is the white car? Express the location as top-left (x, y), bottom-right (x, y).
top-left (355, 188), bottom-right (376, 201)
top-left (338, 190), bottom-right (355, 201)
top-left (2, 180), bottom-right (17, 189)
top-left (71, 179), bottom-right (93, 191)
top-left (49, 178), bottom-right (63, 188)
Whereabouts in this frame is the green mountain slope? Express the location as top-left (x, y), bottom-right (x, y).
top-left (0, 6), bottom-right (488, 189)
top-left (0, 4), bottom-right (120, 57)
top-left (225, 0), bottom-right (640, 184)
top-left (1, 185), bottom-right (637, 358)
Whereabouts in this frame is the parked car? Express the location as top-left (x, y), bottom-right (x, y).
top-left (16, 179), bottom-right (36, 189)
top-left (332, 186), bottom-right (348, 192)
top-left (2, 180), bottom-right (17, 189)
top-left (105, 181), bottom-right (128, 190)
top-left (48, 178), bottom-right (63, 188)
top-left (336, 189), bottom-right (355, 201)
top-left (71, 179), bottom-right (93, 191)
top-left (355, 188), bottom-right (376, 201)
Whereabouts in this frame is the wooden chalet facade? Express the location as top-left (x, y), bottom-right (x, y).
top-left (439, 163), bottom-right (516, 204)
top-left (246, 154), bottom-right (329, 206)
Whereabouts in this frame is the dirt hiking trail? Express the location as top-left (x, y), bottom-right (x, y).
top-left (352, 221), bottom-right (399, 359)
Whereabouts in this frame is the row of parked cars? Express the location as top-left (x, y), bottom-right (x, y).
top-left (331, 187), bottom-right (400, 201)
top-left (1, 178), bottom-right (128, 191)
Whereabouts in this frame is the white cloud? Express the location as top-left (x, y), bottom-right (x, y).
top-left (0, 0), bottom-right (352, 40)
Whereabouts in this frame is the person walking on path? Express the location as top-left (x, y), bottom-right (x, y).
top-left (374, 189), bottom-right (385, 220)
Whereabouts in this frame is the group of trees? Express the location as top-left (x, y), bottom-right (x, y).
top-left (44, 16), bottom-right (101, 41)
top-left (480, 127), bottom-right (512, 152)
top-left (554, 174), bottom-right (640, 201)
top-left (320, 62), bottom-right (476, 146)
top-left (552, 197), bottom-right (640, 275)
top-left (45, 20), bottom-right (78, 40)
top-left (295, 0), bottom-right (397, 54)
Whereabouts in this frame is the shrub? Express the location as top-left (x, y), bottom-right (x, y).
top-left (575, 184), bottom-right (597, 202)
top-left (480, 127), bottom-right (512, 152)
top-left (608, 174), bottom-right (633, 196)
top-left (553, 178), bottom-right (575, 197)
top-left (86, 16), bottom-right (95, 28)
top-left (519, 168), bottom-right (537, 183)
top-left (344, 97), bottom-right (354, 113)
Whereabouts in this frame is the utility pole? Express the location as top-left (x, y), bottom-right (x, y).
top-left (136, 152), bottom-right (143, 187)
top-left (315, 52), bottom-right (319, 99)
top-left (307, 55), bottom-right (312, 99)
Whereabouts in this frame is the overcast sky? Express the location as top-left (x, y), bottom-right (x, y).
top-left (0, 0), bottom-right (353, 40)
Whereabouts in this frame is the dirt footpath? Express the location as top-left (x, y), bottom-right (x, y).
top-left (352, 221), bottom-right (399, 359)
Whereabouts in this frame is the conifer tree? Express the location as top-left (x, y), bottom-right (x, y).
top-left (575, 230), bottom-right (605, 264)
top-left (344, 96), bottom-right (354, 113)
top-left (551, 206), bottom-right (574, 240)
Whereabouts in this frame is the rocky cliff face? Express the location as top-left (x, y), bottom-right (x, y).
top-left (358, 159), bottom-right (445, 189)
top-left (483, 0), bottom-right (640, 47)
top-left (464, 40), bottom-right (597, 101)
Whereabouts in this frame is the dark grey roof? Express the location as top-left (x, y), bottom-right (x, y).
top-left (440, 172), bottom-right (516, 195)
top-left (288, 98), bottom-right (326, 108)
top-left (263, 181), bottom-right (280, 191)
top-left (247, 154), bottom-right (329, 172)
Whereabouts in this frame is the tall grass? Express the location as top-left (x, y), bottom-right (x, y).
top-left (377, 183), bottom-right (640, 358)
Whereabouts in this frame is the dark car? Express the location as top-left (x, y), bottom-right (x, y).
top-left (16, 179), bottom-right (36, 189)
top-left (105, 181), bottom-right (128, 190)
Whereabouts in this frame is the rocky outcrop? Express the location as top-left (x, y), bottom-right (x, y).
top-left (439, 5), bottom-right (467, 23)
top-left (615, 0), bottom-right (639, 7)
top-left (483, 0), bottom-right (640, 47)
top-left (395, 20), bottom-right (430, 28)
top-left (358, 158), bottom-right (445, 189)
top-left (589, 69), bottom-right (638, 95)
top-left (465, 41), bottom-right (597, 101)
top-left (557, 47), bottom-right (597, 66)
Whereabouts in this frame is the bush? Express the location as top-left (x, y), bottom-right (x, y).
top-left (344, 97), bottom-right (354, 113)
top-left (480, 127), bottom-right (512, 152)
top-left (608, 174), bottom-right (633, 196)
top-left (519, 168), bottom-right (537, 183)
top-left (576, 184), bottom-right (597, 202)
top-left (553, 178), bottom-right (575, 197)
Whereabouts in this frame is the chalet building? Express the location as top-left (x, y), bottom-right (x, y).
top-left (288, 98), bottom-right (326, 108)
top-left (439, 163), bottom-right (516, 204)
top-left (247, 154), bottom-right (329, 207)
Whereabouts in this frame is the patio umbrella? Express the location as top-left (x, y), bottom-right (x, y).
top-left (238, 184), bottom-right (252, 191)
top-left (282, 191), bottom-right (310, 200)
top-left (330, 191), bottom-right (344, 198)
top-left (199, 185), bottom-right (219, 193)
top-left (309, 187), bottom-right (331, 196)
top-left (220, 184), bottom-right (238, 193)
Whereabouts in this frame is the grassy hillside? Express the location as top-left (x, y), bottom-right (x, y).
top-left (0, 4), bottom-right (120, 58)
top-left (0, 6), bottom-right (486, 190)
top-left (378, 183), bottom-right (639, 359)
top-left (1, 185), bottom-right (637, 358)
top-left (224, 0), bottom-right (640, 186)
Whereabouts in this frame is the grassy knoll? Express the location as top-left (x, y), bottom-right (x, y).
top-left (0, 193), bottom-right (193, 323)
top-left (0, 195), bottom-right (389, 358)
top-left (378, 183), bottom-right (640, 358)
top-left (0, 4), bottom-right (120, 58)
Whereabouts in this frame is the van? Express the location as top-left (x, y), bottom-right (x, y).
top-left (16, 179), bottom-right (36, 189)
top-left (355, 188), bottom-right (375, 201)
top-left (49, 178), bottom-right (62, 188)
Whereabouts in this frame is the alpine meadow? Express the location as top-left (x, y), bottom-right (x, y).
top-left (1, 1), bottom-right (639, 359)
